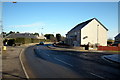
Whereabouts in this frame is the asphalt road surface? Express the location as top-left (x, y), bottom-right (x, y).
top-left (21, 44), bottom-right (120, 79)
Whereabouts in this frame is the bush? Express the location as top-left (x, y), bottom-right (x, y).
top-left (14, 38), bottom-right (50, 44)
top-left (31, 38), bottom-right (40, 43)
top-left (7, 39), bottom-right (15, 46)
top-left (31, 39), bottom-right (51, 43)
top-left (24, 38), bottom-right (31, 44)
top-left (15, 38), bottom-right (31, 44)
top-left (15, 38), bottom-right (25, 44)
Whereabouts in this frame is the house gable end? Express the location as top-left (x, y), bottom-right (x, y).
top-left (67, 18), bottom-right (93, 34)
top-left (94, 18), bottom-right (108, 31)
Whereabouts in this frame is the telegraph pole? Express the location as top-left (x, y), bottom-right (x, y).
top-left (0, 1), bottom-right (17, 52)
top-left (0, 2), bottom-right (3, 53)
top-left (0, 2), bottom-right (3, 79)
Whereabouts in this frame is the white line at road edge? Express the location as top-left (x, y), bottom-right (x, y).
top-left (54, 57), bottom-right (73, 67)
top-left (90, 72), bottom-right (105, 79)
top-left (19, 49), bottom-right (29, 79)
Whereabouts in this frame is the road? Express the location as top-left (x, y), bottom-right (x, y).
top-left (21, 44), bottom-right (120, 79)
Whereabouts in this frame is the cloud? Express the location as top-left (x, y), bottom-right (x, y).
top-left (9, 22), bottom-right (45, 28)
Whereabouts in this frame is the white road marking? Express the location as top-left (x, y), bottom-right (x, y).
top-left (36, 48), bottom-right (50, 56)
top-left (19, 49), bottom-right (29, 79)
top-left (45, 53), bottom-right (50, 56)
top-left (90, 72), bottom-right (105, 79)
top-left (54, 57), bottom-right (73, 67)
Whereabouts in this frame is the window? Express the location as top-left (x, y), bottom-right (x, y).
top-left (83, 36), bottom-right (88, 39)
top-left (75, 32), bottom-right (77, 35)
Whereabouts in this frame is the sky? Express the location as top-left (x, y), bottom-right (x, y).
top-left (2, 2), bottom-right (118, 39)
top-left (0, 0), bottom-right (119, 2)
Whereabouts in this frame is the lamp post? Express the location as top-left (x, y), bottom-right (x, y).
top-left (40, 27), bottom-right (44, 36)
top-left (0, 2), bottom-right (17, 79)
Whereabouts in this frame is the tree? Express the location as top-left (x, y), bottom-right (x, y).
top-left (6, 31), bottom-right (15, 36)
top-left (50, 35), bottom-right (56, 42)
top-left (61, 36), bottom-right (65, 41)
top-left (34, 33), bottom-right (39, 36)
top-left (44, 34), bottom-right (54, 39)
top-left (2, 32), bottom-right (7, 37)
top-left (9, 31), bottom-right (15, 34)
top-left (16, 31), bottom-right (19, 33)
top-left (56, 33), bottom-right (61, 42)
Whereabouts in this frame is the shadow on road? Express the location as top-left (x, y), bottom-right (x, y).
top-left (2, 72), bottom-right (27, 80)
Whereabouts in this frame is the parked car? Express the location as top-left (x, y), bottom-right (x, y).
top-left (39, 42), bottom-right (44, 45)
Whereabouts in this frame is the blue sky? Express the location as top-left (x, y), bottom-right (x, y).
top-left (3, 2), bottom-right (118, 39)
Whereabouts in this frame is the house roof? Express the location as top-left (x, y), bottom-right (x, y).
top-left (115, 33), bottom-right (120, 38)
top-left (5, 33), bottom-right (45, 39)
top-left (67, 18), bottom-right (108, 34)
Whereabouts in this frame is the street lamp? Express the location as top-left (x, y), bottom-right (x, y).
top-left (41, 27), bottom-right (43, 35)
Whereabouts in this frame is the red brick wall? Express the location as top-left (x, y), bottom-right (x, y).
top-left (98, 46), bottom-right (120, 51)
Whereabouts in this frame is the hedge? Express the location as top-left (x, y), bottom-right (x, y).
top-left (15, 38), bottom-right (51, 44)
top-left (31, 38), bottom-right (40, 43)
top-left (15, 38), bottom-right (31, 44)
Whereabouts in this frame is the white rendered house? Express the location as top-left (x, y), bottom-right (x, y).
top-left (66, 18), bottom-right (108, 46)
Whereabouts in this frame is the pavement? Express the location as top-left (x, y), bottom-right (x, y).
top-left (2, 46), bottom-right (26, 79)
top-left (2, 43), bottom-right (37, 79)
top-left (0, 54), bottom-right (2, 79)
top-left (102, 54), bottom-right (120, 64)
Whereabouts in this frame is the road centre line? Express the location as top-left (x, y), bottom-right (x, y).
top-left (37, 49), bottom-right (50, 56)
top-left (54, 57), bottom-right (73, 67)
top-left (44, 53), bottom-right (50, 56)
top-left (90, 72), bottom-right (105, 79)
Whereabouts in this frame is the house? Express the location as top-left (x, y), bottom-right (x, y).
top-left (114, 33), bottom-right (120, 46)
top-left (5, 33), bottom-right (46, 39)
top-left (4, 33), bottom-right (46, 46)
top-left (115, 33), bottom-right (120, 42)
top-left (66, 18), bottom-right (108, 47)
